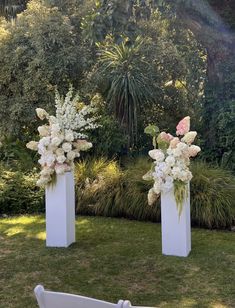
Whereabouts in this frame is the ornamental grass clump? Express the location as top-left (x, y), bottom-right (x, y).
top-left (26, 86), bottom-right (99, 187)
top-left (144, 116), bottom-right (201, 215)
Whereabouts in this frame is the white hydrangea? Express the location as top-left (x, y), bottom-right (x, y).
top-left (145, 118), bottom-right (201, 202)
top-left (62, 142), bottom-right (72, 153)
top-left (38, 125), bottom-right (49, 137)
top-left (26, 86), bottom-right (100, 187)
top-left (51, 137), bottom-right (63, 147)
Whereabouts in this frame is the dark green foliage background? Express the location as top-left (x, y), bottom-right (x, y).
top-left (0, 0), bottom-right (234, 226)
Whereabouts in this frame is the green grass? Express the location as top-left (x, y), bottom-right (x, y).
top-left (0, 216), bottom-right (234, 308)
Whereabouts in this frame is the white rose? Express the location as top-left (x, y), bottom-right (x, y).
top-left (67, 151), bottom-right (76, 161)
top-left (26, 141), bottom-right (38, 151)
top-left (148, 149), bottom-right (165, 162)
top-left (62, 142), bottom-right (72, 153)
top-left (51, 137), bottom-right (62, 147)
top-left (45, 153), bottom-right (56, 167)
top-left (40, 137), bottom-right (51, 147)
top-left (56, 155), bottom-right (66, 164)
top-left (56, 148), bottom-right (64, 156)
top-left (165, 155), bottom-right (175, 167)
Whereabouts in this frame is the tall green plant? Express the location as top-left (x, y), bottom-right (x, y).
top-left (96, 35), bottom-right (157, 146)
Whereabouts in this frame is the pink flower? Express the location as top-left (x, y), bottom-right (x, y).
top-left (160, 132), bottom-right (174, 142)
top-left (176, 116), bottom-right (190, 136)
top-left (170, 137), bottom-right (180, 149)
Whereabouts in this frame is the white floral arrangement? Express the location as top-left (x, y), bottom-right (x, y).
top-left (144, 116), bottom-right (201, 213)
top-left (26, 86), bottom-right (99, 187)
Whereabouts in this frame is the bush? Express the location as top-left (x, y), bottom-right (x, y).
top-left (75, 157), bottom-right (235, 229)
top-left (0, 163), bottom-right (44, 215)
top-left (75, 158), bottom-right (125, 217)
top-left (75, 157), bottom-right (160, 220)
top-left (190, 162), bottom-right (235, 228)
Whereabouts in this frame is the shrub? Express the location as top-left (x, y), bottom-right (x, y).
top-left (75, 158), bottom-right (124, 217)
top-left (75, 157), bottom-right (160, 222)
top-left (75, 157), bottom-right (235, 229)
top-left (0, 163), bottom-right (44, 215)
top-left (190, 162), bottom-right (235, 228)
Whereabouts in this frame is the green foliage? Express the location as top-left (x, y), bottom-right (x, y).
top-left (0, 0), bottom-right (28, 20)
top-left (174, 180), bottom-right (188, 217)
top-left (87, 94), bottom-right (127, 157)
top-left (75, 158), bottom-right (125, 217)
top-left (0, 163), bottom-right (44, 215)
top-left (0, 0), bottom-right (86, 138)
top-left (93, 35), bottom-right (158, 146)
top-left (144, 124), bottom-right (159, 149)
top-left (190, 161), bottom-right (235, 229)
top-left (76, 157), bottom-right (235, 228)
top-left (0, 138), bottom-right (37, 171)
top-left (75, 157), bottom-right (160, 220)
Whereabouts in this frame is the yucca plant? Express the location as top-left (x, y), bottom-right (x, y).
top-left (96, 35), bottom-right (157, 146)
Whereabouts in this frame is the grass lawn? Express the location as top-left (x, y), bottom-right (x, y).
top-left (0, 216), bottom-right (234, 308)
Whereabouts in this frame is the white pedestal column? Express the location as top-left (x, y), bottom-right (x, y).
top-left (160, 184), bottom-right (191, 257)
top-left (45, 171), bottom-right (75, 247)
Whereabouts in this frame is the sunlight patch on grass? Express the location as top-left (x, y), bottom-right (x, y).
top-left (0, 216), bottom-right (44, 225)
top-left (34, 231), bottom-right (46, 240)
top-left (4, 226), bottom-right (25, 236)
top-left (210, 303), bottom-right (229, 308)
top-left (76, 218), bottom-right (91, 226)
top-left (0, 215), bottom-right (234, 308)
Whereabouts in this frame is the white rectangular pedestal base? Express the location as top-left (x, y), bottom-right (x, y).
top-left (46, 171), bottom-right (75, 247)
top-left (161, 185), bottom-right (191, 257)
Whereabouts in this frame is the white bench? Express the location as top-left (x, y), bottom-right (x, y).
top-left (34, 285), bottom-right (155, 308)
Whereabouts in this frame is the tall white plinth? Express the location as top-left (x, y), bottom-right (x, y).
top-left (160, 184), bottom-right (191, 257)
top-left (46, 171), bottom-right (75, 247)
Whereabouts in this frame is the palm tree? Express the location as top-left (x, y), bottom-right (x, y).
top-left (96, 36), bottom-right (157, 147)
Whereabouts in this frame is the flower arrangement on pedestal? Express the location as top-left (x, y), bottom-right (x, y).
top-left (26, 86), bottom-right (99, 187)
top-left (144, 116), bottom-right (201, 215)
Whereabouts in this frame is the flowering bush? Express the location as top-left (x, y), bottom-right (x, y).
top-left (144, 116), bottom-right (201, 212)
top-left (26, 86), bottom-right (99, 187)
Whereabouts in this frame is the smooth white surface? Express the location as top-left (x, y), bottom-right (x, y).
top-left (45, 171), bottom-right (75, 247)
top-left (161, 184), bottom-right (191, 257)
top-left (34, 285), bottom-right (154, 308)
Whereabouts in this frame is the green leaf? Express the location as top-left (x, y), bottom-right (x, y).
top-left (144, 125), bottom-right (159, 137)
